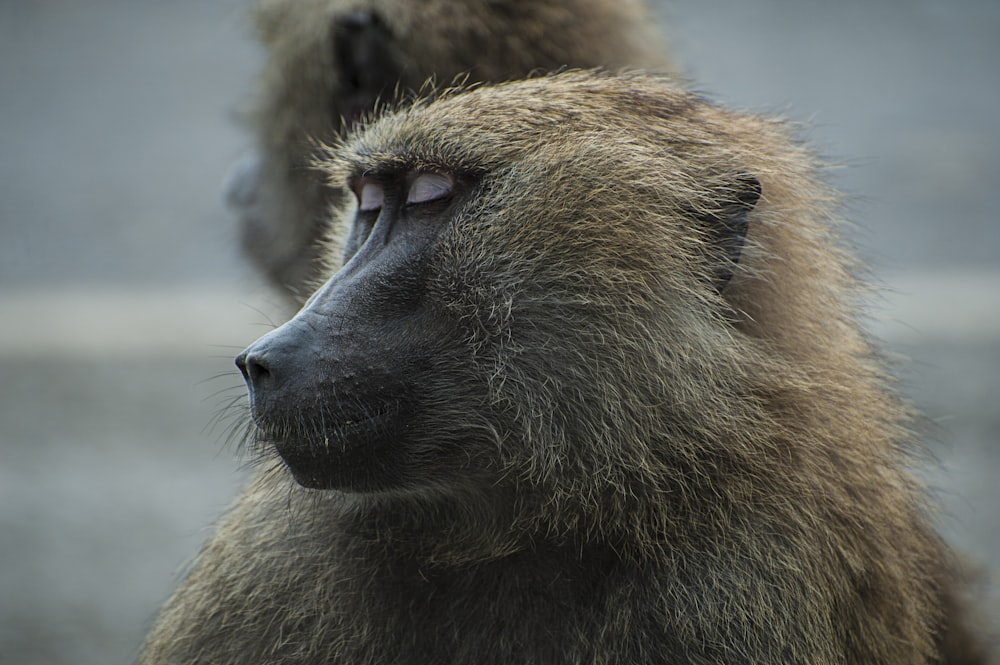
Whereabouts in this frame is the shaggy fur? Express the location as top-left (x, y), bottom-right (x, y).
top-left (236, 0), bottom-right (671, 303)
top-left (142, 71), bottom-right (992, 664)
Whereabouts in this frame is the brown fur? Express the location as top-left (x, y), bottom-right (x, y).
top-left (142, 71), bottom-right (993, 664)
top-left (235, 0), bottom-right (671, 303)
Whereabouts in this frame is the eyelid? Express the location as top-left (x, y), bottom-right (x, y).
top-left (407, 172), bottom-right (454, 205)
top-left (357, 180), bottom-right (384, 212)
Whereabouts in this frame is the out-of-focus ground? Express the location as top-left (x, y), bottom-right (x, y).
top-left (0, 1), bottom-right (996, 663)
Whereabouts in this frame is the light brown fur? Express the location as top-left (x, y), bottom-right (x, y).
top-left (235, 0), bottom-right (671, 303)
top-left (142, 71), bottom-right (993, 664)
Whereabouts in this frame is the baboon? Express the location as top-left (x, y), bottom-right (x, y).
top-left (141, 71), bottom-right (993, 664)
top-left (225, 0), bottom-right (671, 304)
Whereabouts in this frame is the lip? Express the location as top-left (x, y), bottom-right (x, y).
top-left (260, 400), bottom-right (406, 491)
top-left (258, 400), bottom-right (402, 447)
top-left (336, 401), bottom-right (401, 434)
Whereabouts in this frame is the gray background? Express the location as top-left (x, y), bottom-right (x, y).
top-left (0, 1), bottom-right (997, 663)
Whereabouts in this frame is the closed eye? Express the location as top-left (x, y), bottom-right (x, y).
top-left (407, 172), bottom-right (453, 205)
top-left (358, 181), bottom-right (384, 212)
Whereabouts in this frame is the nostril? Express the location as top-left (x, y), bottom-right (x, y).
top-left (235, 350), bottom-right (272, 391)
top-left (235, 351), bottom-right (249, 380)
top-left (248, 357), bottom-right (272, 387)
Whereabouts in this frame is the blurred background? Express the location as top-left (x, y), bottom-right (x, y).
top-left (0, 0), bottom-right (996, 662)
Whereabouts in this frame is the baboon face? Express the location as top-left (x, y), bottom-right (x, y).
top-left (236, 169), bottom-right (477, 492)
top-left (236, 72), bottom-right (759, 494)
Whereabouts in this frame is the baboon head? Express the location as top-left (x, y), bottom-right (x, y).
top-left (235, 71), bottom-right (778, 539)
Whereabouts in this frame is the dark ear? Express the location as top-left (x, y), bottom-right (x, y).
top-left (331, 11), bottom-right (404, 124)
top-left (704, 175), bottom-right (760, 290)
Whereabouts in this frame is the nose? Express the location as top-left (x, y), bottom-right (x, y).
top-left (235, 321), bottom-right (314, 417)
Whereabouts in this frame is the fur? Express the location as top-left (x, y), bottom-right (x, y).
top-left (141, 71), bottom-right (992, 665)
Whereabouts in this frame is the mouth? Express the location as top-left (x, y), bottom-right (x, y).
top-left (255, 401), bottom-right (407, 491)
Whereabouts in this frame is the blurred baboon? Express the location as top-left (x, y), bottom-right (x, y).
top-left (140, 71), bottom-right (992, 664)
top-left (225, 0), bottom-right (671, 304)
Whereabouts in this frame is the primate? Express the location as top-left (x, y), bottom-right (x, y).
top-left (225, 0), bottom-right (671, 303)
top-left (139, 71), bottom-right (993, 664)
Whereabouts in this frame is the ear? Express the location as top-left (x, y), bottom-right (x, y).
top-left (703, 175), bottom-right (760, 290)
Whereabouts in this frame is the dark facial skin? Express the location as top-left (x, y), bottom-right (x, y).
top-left (235, 170), bottom-right (467, 492)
